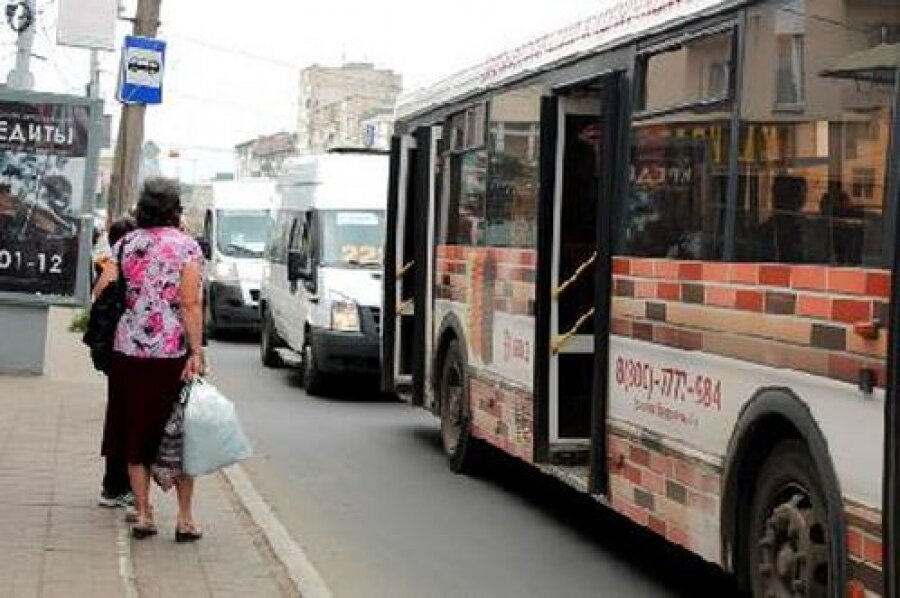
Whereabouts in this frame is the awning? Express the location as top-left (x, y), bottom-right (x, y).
top-left (821, 43), bottom-right (899, 84)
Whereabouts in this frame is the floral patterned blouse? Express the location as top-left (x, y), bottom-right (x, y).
top-left (112, 227), bottom-right (203, 358)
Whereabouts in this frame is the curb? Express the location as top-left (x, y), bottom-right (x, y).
top-left (114, 512), bottom-right (139, 598)
top-left (222, 464), bottom-right (333, 598)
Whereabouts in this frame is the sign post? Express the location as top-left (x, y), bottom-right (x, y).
top-left (0, 90), bottom-right (102, 374)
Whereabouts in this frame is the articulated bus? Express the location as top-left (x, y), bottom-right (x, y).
top-left (381, 0), bottom-right (900, 595)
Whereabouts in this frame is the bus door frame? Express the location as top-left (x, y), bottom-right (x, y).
top-left (383, 133), bottom-right (417, 396)
top-left (382, 135), bottom-right (402, 393)
top-left (882, 72), bottom-right (900, 598)
top-left (533, 70), bottom-right (626, 489)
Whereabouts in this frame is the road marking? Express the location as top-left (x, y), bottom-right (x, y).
top-left (114, 514), bottom-right (139, 598)
top-left (222, 463), bottom-right (333, 598)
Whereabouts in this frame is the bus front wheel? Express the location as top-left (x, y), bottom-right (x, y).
top-left (748, 440), bottom-right (832, 598)
top-left (439, 340), bottom-right (478, 473)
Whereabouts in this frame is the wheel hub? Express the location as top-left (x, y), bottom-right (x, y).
top-left (757, 492), bottom-right (828, 598)
top-left (441, 363), bottom-right (464, 453)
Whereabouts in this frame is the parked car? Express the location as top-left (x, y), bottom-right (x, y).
top-left (259, 151), bottom-right (387, 395)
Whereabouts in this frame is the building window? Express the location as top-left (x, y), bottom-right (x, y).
top-left (775, 34), bottom-right (805, 105)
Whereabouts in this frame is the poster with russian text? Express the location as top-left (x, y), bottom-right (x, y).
top-left (0, 100), bottom-right (90, 298)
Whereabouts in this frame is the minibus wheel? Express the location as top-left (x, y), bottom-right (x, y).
top-left (302, 340), bottom-right (326, 396)
top-left (439, 340), bottom-right (477, 472)
top-left (260, 306), bottom-right (283, 368)
top-left (748, 440), bottom-right (831, 598)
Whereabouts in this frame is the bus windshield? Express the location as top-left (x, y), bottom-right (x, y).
top-left (216, 209), bottom-right (270, 258)
top-left (319, 210), bottom-right (385, 267)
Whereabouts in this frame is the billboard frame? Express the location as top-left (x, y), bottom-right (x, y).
top-left (0, 89), bottom-right (103, 309)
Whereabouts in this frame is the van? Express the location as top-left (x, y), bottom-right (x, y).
top-left (259, 151), bottom-right (387, 395)
top-left (198, 179), bottom-right (276, 337)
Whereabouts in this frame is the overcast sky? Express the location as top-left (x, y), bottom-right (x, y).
top-left (1, 0), bottom-right (608, 180)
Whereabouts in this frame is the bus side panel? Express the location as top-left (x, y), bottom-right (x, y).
top-left (603, 258), bottom-right (887, 584)
top-left (434, 245), bottom-right (537, 463)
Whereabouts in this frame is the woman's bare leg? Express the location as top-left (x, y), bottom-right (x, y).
top-left (128, 464), bottom-right (152, 524)
top-left (175, 475), bottom-right (196, 529)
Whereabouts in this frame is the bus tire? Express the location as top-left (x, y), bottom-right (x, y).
top-left (302, 339), bottom-right (327, 396)
top-left (748, 439), bottom-right (833, 598)
top-left (438, 339), bottom-right (478, 473)
top-left (259, 306), bottom-right (283, 368)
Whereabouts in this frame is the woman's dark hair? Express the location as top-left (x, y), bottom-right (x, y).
top-left (135, 177), bottom-right (182, 228)
top-left (108, 216), bottom-right (137, 246)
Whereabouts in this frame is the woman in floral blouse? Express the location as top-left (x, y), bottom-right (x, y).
top-left (102, 177), bottom-right (205, 541)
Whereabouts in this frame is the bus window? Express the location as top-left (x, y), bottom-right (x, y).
top-left (640, 29), bottom-right (734, 112)
top-left (733, 0), bottom-right (899, 266)
top-left (440, 106), bottom-right (488, 248)
top-left (486, 85), bottom-right (542, 248)
top-left (620, 29), bottom-right (736, 260)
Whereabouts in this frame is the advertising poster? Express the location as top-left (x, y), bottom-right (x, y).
top-left (0, 99), bottom-right (92, 299)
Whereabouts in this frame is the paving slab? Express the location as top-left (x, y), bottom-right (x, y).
top-left (0, 308), bottom-right (294, 597)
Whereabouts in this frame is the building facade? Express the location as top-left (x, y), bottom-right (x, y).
top-left (234, 132), bottom-right (297, 179)
top-left (297, 63), bottom-right (402, 153)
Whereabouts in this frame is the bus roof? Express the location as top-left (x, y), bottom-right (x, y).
top-left (396, 0), bottom-right (735, 121)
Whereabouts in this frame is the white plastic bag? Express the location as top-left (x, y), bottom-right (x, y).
top-left (182, 378), bottom-right (252, 476)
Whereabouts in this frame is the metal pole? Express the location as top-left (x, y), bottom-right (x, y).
top-left (88, 49), bottom-right (101, 99)
top-left (7, 0), bottom-right (37, 90)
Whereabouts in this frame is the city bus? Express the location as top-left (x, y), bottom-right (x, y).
top-left (380, 0), bottom-right (900, 596)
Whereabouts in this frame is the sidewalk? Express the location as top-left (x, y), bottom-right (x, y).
top-left (0, 308), bottom-right (296, 597)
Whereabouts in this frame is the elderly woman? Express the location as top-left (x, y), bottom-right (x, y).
top-left (101, 177), bottom-right (206, 541)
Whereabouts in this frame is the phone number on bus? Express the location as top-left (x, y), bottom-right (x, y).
top-left (614, 357), bottom-right (722, 411)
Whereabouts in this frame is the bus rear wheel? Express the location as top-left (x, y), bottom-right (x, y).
top-left (749, 440), bottom-right (832, 598)
top-left (439, 340), bottom-right (477, 473)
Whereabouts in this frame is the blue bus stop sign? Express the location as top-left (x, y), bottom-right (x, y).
top-left (117, 35), bottom-right (166, 105)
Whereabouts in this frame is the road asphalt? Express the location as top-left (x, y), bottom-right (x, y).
top-left (208, 336), bottom-right (740, 598)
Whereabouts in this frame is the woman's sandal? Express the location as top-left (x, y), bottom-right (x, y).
top-left (131, 521), bottom-right (158, 539)
top-left (175, 523), bottom-right (203, 543)
top-left (131, 510), bottom-right (157, 539)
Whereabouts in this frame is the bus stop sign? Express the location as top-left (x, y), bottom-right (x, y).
top-left (117, 35), bottom-right (165, 105)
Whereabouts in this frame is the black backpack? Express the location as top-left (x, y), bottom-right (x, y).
top-left (82, 243), bottom-right (127, 373)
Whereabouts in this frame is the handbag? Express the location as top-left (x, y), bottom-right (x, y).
top-left (82, 242), bottom-right (127, 373)
top-left (182, 377), bottom-right (252, 476)
top-left (151, 384), bottom-right (189, 491)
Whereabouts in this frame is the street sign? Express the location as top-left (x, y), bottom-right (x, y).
top-left (57, 0), bottom-right (117, 51)
top-left (117, 36), bottom-right (166, 105)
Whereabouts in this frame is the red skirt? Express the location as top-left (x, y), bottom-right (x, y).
top-left (102, 352), bottom-right (187, 466)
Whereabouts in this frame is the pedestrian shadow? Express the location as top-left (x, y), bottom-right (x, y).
top-left (406, 428), bottom-right (743, 598)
